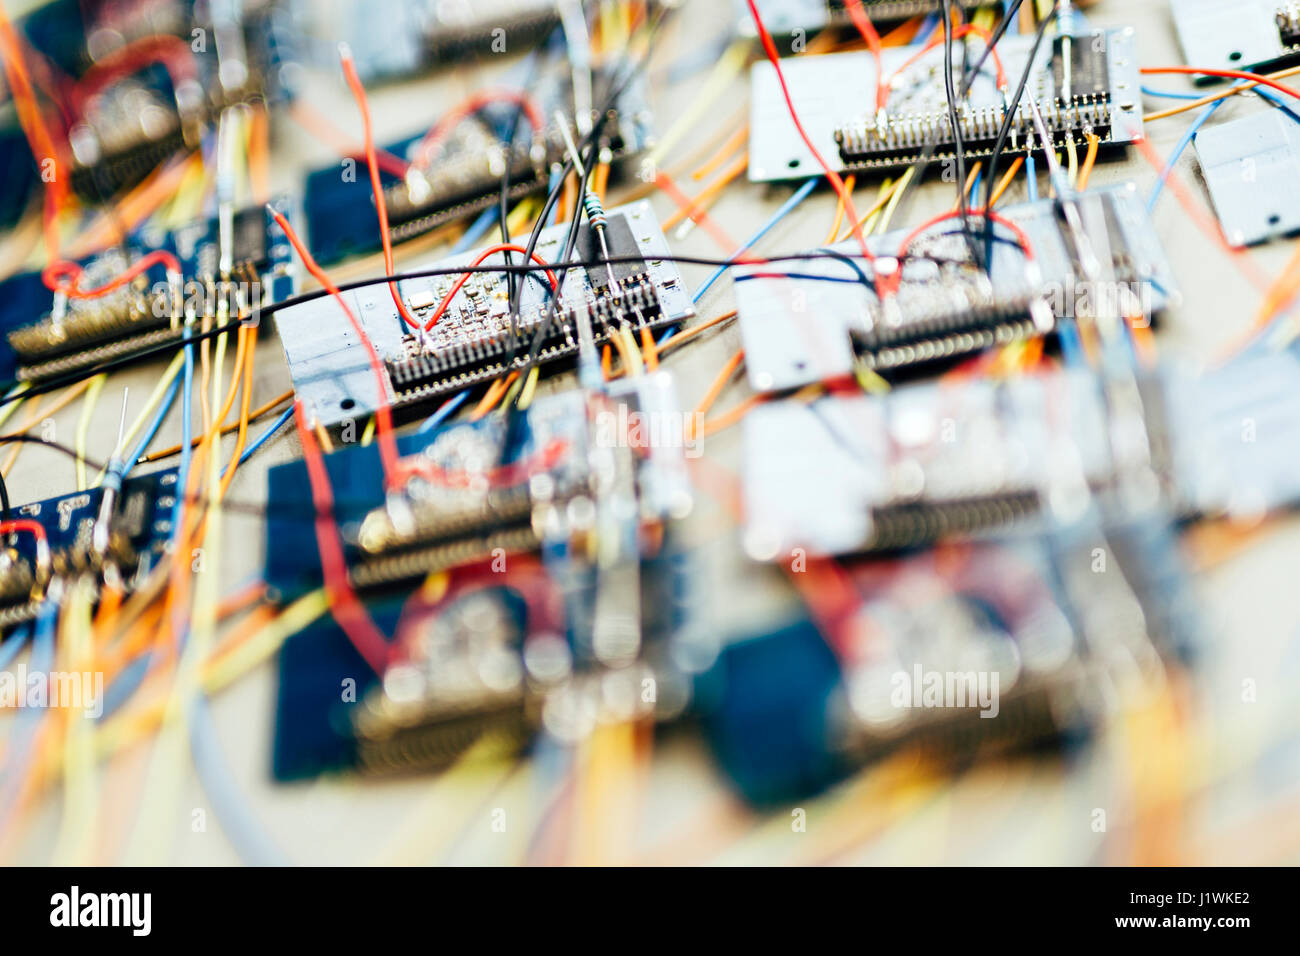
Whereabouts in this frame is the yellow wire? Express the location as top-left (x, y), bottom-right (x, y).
top-left (517, 367), bottom-right (541, 409)
top-left (0, 382), bottom-right (30, 432)
top-left (642, 39), bottom-right (750, 173)
top-left (876, 168), bottom-right (914, 234)
top-left (51, 581), bottom-right (97, 865)
top-left (75, 374), bottom-right (107, 491)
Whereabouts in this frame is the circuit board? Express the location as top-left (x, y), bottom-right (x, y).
top-left (291, 0), bottom-right (564, 84)
top-left (1171, 0), bottom-right (1300, 80)
top-left (749, 26), bottom-right (1144, 180)
top-left (1194, 109), bottom-right (1300, 247)
top-left (0, 468), bottom-right (178, 632)
top-left (703, 519), bottom-right (1195, 803)
top-left (276, 201), bottom-right (693, 428)
top-left (55, 3), bottom-right (296, 199)
top-left (739, 0), bottom-right (990, 38)
top-left (0, 199), bottom-right (296, 384)
top-left (734, 183), bottom-right (1178, 389)
top-left (268, 373), bottom-right (698, 779)
top-left (302, 67), bottom-right (654, 263)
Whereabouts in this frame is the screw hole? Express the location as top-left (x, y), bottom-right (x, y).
top-left (787, 158), bottom-right (801, 169)
top-left (340, 398), bottom-right (356, 410)
top-left (1229, 51), bottom-right (1243, 62)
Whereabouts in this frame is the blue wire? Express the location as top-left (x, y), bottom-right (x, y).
top-left (172, 329), bottom-right (194, 544)
top-left (189, 696), bottom-right (291, 865)
top-left (1144, 82), bottom-right (1300, 124)
top-left (417, 389), bottom-right (469, 434)
top-left (452, 206), bottom-right (500, 255)
top-left (1140, 84), bottom-right (1203, 102)
top-left (1146, 99), bottom-right (1226, 213)
top-left (1058, 320), bottom-right (1084, 367)
top-left (124, 370), bottom-right (183, 477)
top-left (542, 165), bottom-right (564, 230)
top-left (1026, 154), bottom-right (1039, 203)
top-left (734, 273), bottom-right (866, 287)
top-left (99, 651), bottom-right (153, 721)
top-left (237, 405), bottom-right (295, 465)
top-left (661, 177), bottom-right (819, 347)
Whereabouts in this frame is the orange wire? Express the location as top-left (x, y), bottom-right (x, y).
top-left (340, 52), bottom-right (422, 332)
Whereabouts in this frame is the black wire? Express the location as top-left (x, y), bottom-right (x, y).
top-left (874, 0), bottom-right (1033, 237)
top-left (0, 243), bottom-right (989, 413)
top-left (0, 318), bottom-right (246, 410)
top-left (981, 1), bottom-right (1058, 266)
top-left (941, 0), bottom-right (978, 265)
top-left (507, 2), bottom-right (671, 329)
top-left (499, 31), bottom-right (561, 311)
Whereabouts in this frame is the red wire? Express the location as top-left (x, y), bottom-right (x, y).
top-left (841, 0), bottom-right (885, 114)
top-left (411, 88), bottom-right (545, 171)
top-left (0, 7), bottom-right (67, 264)
top-left (745, 0), bottom-right (874, 265)
top-left (400, 437), bottom-right (570, 489)
top-left (896, 208), bottom-right (1036, 261)
top-left (878, 24), bottom-right (1009, 112)
top-left (268, 206), bottom-right (403, 488)
top-left (42, 248), bottom-right (182, 298)
top-left (1139, 66), bottom-right (1300, 104)
top-left (293, 401), bottom-right (391, 675)
top-left (423, 243), bottom-right (559, 332)
top-left (885, 207), bottom-right (1036, 296)
top-left (69, 35), bottom-right (198, 114)
top-left (0, 518), bottom-right (47, 545)
top-left (339, 50), bottom-right (423, 332)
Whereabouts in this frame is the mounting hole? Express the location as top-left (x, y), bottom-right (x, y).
top-left (787, 158), bottom-right (802, 169)
top-left (340, 398), bottom-right (356, 410)
top-left (1228, 51), bottom-right (1243, 62)
top-left (1269, 214), bottom-right (1282, 226)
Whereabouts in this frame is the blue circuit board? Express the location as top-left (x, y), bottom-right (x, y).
top-left (0, 199), bottom-right (296, 384)
top-left (0, 468), bottom-right (179, 631)
top-left (302, 68), bottom-right (653, 263)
